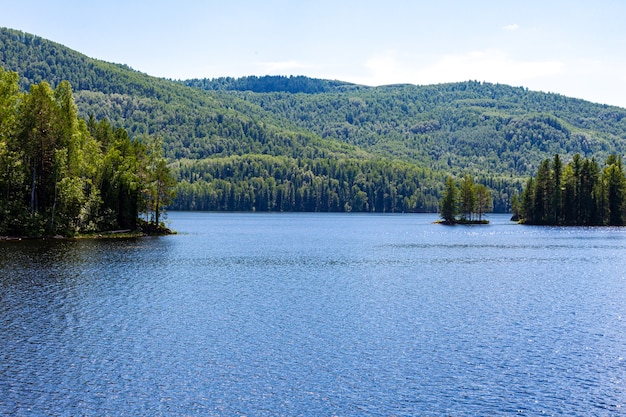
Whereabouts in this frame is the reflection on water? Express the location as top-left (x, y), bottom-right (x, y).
top-left (1, 213), bottom-right (626, 416)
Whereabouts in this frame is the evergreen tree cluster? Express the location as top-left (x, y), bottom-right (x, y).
top-left (518, 154), bottom-right (626, 225)
top-left (439, 175), bottom-right (494, 223)
top-left (0, 67), bottom-right (175, 237)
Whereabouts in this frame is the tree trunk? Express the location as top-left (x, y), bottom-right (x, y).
top-left (30, 163), bottom-right (36, 213)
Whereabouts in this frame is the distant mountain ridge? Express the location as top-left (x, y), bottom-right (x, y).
top-left (181, 75), bottom-right (362, 94)
top-left (2, 26), bottom-right (626, 213)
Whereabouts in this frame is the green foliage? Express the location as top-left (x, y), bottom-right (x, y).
top-left (171, 155), bottom-right (440, 212)
top-left (519, 154), bottom-right (626, 225)
top-left (218, 83), bottom-right (626, 178)
top-left (181, 75), bottom-right (359, 94)
top-left (439, 175), bottom-right (493, 223)
top-left (459, 175), bottom-right (476, 220)
top-left (144, 135), bottom-right (177, 225)
top-left (439, 177), bottom-right (458, 223)
top-left (0, 66), bottom-right (174, 237)
top-left (474, 184), bottom-right (493, 221)
top-left (4, 27), bottom-right (626, 215)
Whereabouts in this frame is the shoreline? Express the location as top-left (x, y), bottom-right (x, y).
top-left (0, 228), bottom-right (176, 241)
top-left (434, 219), bottom-right (490, 225)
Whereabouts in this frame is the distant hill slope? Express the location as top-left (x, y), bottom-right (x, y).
top-left (2, 27), bottom-right (626, 213)
top-left (187, 78), bottom-right (626, 176)
top-left (0, 28), bottom-right (352, 159)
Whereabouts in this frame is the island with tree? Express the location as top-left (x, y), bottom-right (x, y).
top-left (439, 174), bottom-right (493, 224)
top-left (0, 68), bottom-right (176, 238)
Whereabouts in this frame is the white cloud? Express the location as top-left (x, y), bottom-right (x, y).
top-left (416, 50), bottom-right (564, 85)
top-left (349, 50), bottom-right (564, 88)
top-left (504, 23), bottom-right (520, 31)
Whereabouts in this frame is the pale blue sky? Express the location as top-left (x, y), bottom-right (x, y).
top-left (2, 0), bottom-right (626, 107)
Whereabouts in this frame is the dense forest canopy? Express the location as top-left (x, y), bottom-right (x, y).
top-left (516, 153), bottom-right (626, 226)
top-left (2, 27), bottom-right (626, 214)
top-left (0, 67), bottom-right (174, 237)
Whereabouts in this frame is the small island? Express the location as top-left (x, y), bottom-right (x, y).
top-left (0, 69), bottom-right (176, 239)
top-left (438, 175), bottom-right (493, 225)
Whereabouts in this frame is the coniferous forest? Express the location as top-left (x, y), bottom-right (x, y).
top-left (516, 153), bottom-right (626, 226)
top-left (4, 28), bottom-right (626, 225)
top-left (0, 67), bottom-right (175, 237)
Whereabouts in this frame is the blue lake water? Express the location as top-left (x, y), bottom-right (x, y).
top-left (1, 212), bottom-right (626, 416)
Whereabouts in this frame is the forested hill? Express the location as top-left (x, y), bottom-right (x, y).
top-left (191, 79), bottom-right (626, 177)
top-left (0, 29), bottom-right (368, 164)
top-left (3, 27), bottom-right (626, 213)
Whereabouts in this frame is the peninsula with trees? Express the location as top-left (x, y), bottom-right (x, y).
top-left (515, 153), bottom-right (626, 226)
top-left (0, 67), bottom-right (176, 238)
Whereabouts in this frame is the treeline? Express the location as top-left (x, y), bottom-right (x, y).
top-left (182, 75), bottom-right (358, 94)
top-left (172, 155), bottom-right (441, 212)
top-left (0, 67), bottom-right (174, 237)
top-left (172, 156), bottom-right (519, 213)
top-left (517, 154), bottom-right (626, 225)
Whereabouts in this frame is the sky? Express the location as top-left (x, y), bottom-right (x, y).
top-left (2, 0), bottom-right (626, 107)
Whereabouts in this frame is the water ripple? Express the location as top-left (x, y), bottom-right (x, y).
top-left (1, 213), bottom-right (626, 415)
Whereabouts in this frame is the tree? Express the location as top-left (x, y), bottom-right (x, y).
top-left (459, 174), bottom-right (475, 221)
top-left (0, 68), bottom-right (23, 233)
top-left (552, 154), bottom-right (563, 223)
top-left (100, 127), bottom-right (145, 230)
top-left (603, 157), bottom-right (625, 225)
top-left (474, 183), bottom-right (493, 221)
top-left (579, 157), bottom-right (600, 225)
top-left (151, 158), bottom-right (177, 226)
top-left (19, 81), bottom-right (57, 217)
top-left (532, 159), bottom-right (553, 224)
top-left (510, 191), bottom-right (521, 221)
top-left (520, 177), bottom-right (534, 223)
top-left (144, 135), bottom-right (176, 227)
top-left (440, 176), bottom-right (458, 223)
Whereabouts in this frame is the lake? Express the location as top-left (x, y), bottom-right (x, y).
top-left (1, 212), bottom-right (626, 416)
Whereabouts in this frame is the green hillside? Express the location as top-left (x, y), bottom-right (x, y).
top-left (3, 27), bottom-right (626, 213)
top-left (186, 77), bottom-right (626, 176)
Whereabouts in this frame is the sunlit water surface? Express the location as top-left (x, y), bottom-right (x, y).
top-left (1, 213), bottom-right (626, 416)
